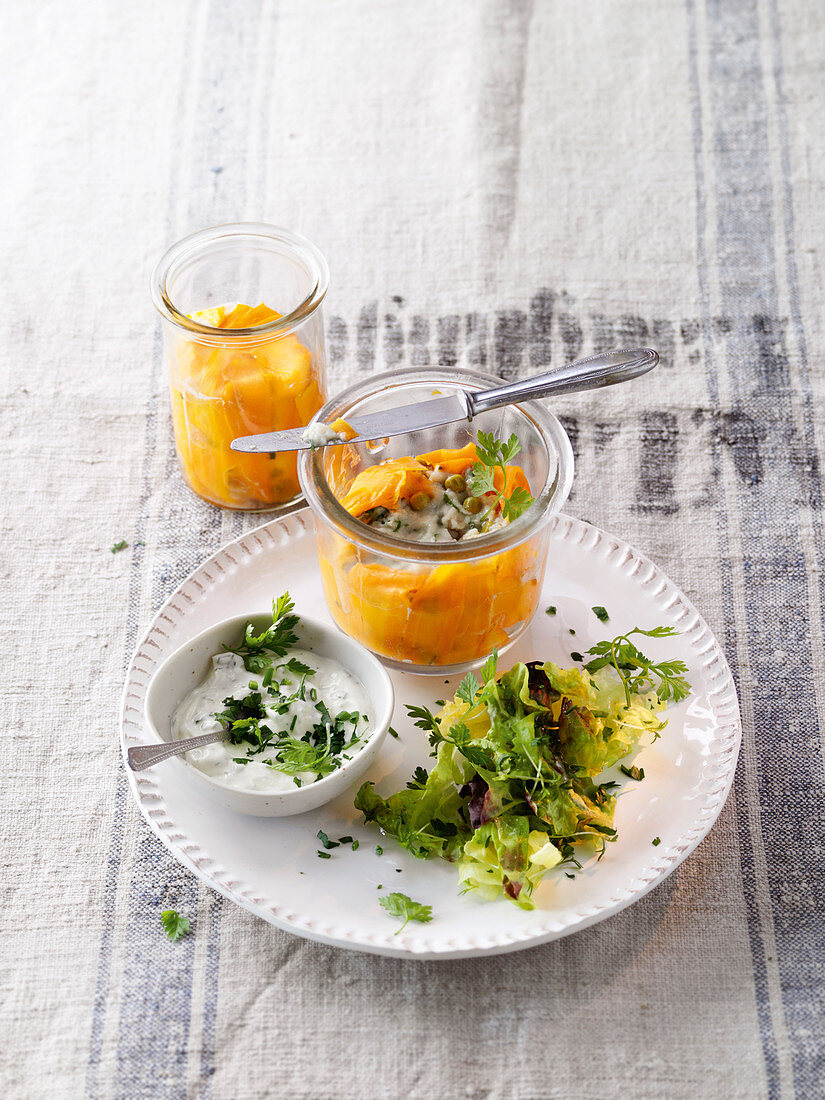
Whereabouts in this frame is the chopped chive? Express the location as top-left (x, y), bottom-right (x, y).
top-left (317, 830), bottom-right (340, 850)
top-left (376, 845), bottom-right (383, 856)
top-left (317, 851), bottom-right (331, 859)
top-left (592, 605), bottom-right (610, 622)
top-left (571, 652), bottom-right (583, 662)
top-left (620, 764), bottom-right (645, 781)
top-left (545, 605), bottom-right (557, 616)
top-left (652, 837), bottom-right (661, 846)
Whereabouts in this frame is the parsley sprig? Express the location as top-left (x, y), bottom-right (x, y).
top-left (584, 627), bottom-right (690, 708)
top-left (161, 909), bottom-right (190, 941)
top-left (230, 593), bottom-right (300, 674)
top-left (379, 892), bottom-right (433, 933)
top-left (465, 431), bottom-right (534, 529)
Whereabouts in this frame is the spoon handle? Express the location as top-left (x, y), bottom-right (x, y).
top-left (468, 346), bottom-right (659, 416)
top-left (127, 732), bottom-right (224, 772)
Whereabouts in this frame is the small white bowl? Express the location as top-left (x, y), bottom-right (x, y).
top-left (144, 612), bottom-right (394, 817)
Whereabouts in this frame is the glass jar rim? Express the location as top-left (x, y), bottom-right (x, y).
top-left (298, 367), bottom-right (575, 563)
top-left (150, 222), bottom-right (330, 342)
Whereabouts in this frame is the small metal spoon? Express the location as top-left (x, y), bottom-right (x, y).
top-left (127, 733), bottom-right (224, 772)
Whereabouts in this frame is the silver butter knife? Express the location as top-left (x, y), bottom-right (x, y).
top-left (230, 346), bottom-right (658, 454)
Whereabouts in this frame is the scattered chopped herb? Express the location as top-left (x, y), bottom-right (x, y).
top-left (388, 726), bottom-right (399, 739)
top-left (565, 873), bottom-right (576, 880)
top-left (375, 845), bottom-right (383, 856)
top-left (571, 651), bottom-right (583, 662)
top-left (395, 868), bottom-right (402, 873)
top-left (232, 758), bottom-right (250, 765)
top-left (620, 764), bottom-right (645, 781)
top-left (434, 700), bottom-right (445, 707)
top-left (317, 851), bottom-right (332, 859)
top-left (351, 839), bottom-right (360, 851)
top-left (317, 830), bottom-right (339, 849)
top-left (110, 540), bottom-right (128, 554)
top-left (592, 605), bottom-right (610, 623)
top-left (569, 628), bottom-right (576, 635)
top-left (652, 837), bottom-right (661, 846)
top-left (377, 884), bottom-right (383, 889)
top-left (161, 910), bottom-right (190, 941)
top-left (379, 892), bottom-right (433, 933)
top-left (545, 605), bottom-right (557, 616)
top-left (337, 835), bottom-right (353, 845)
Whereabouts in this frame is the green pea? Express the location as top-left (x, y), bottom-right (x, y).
top-left (464, 496), bottom-right (484, 514)
top-left (444, 474), bottom-right (466, 493)
top-left (409, 491), bottom-right (431, 512)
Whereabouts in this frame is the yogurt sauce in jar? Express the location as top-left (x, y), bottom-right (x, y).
top-left (172, 648), bottom-right (371, 793)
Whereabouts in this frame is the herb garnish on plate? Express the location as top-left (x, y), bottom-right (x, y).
top-left (379, 892), bottom-right (433, 933)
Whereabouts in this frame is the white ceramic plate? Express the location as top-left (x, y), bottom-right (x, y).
top-left (121, 511), bottom-right (740, 959)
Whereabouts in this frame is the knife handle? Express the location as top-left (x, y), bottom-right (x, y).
top-left (468, 347), bottom-right (658, 416)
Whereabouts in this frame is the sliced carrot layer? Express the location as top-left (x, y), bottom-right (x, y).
top-left (317, 443), bottom-right (541, 666)
top-left (169, 303), bottom-right (324, 509)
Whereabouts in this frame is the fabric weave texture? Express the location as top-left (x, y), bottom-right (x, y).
top-left (1, 1), bottom-right (823, 1098)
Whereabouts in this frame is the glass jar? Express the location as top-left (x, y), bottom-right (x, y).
top-left (151, 223), bottom-right (329, 511)
top-left (299, 369), bottom-right (574, 675)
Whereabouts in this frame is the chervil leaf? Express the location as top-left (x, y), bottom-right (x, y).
top-left (405, 703), bottom-right (443, 750)
top-left (500, 485), bottom-right (533, 522)
top-left (464, 432), bottom-right (534, 531)
top-left (465, 461), bottom-right (496, 497)
top-left (281, 657), bottom-right (316, 677)
top-left (379, 892), bottom-right (433, 933)
top-left (481, 650), bottom-right (498, 684)
top-left (161, 910), bottom-right (190, 941)
top-left (456, 671), bottom-right (480, 707)
top-left (406, 766), bottom-right (429, 790)
top-left (110, 539), bottom-right (128, 553)
top-left (584, 627), bottom-right (691, 707)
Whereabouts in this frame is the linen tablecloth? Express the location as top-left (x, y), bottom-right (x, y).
top-left (3, 1), bottom-right (823, 1097)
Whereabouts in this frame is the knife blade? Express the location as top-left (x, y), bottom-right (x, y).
top-left (230, 393), bottom-right (472, 453)
top-left (230, 347), bottom-right (660, 454)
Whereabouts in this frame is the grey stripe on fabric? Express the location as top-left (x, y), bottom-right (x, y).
top-left (693, 0), bottom-right (825, 1095)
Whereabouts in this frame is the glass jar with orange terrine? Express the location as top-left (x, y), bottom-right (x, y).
top-left (299, 369), bottom-right (574, 675)
top-left (151, 223), bottom-right (328, 511)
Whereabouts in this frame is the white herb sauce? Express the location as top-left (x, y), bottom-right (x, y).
top-left (172, 649), bottom-right (370, 793)
top-left (367, 476), bottom-right (506, 543)
top-left (302, 422), bottom-right (347, 447)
